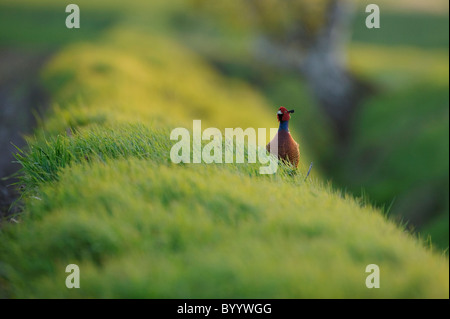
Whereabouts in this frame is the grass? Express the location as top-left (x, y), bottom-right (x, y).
top-left (172, 2), bottom-right (450, 251)
top-left (0, 0), bottom-right (448, 298)
top-left (2, 155), bottom-right (448, 298)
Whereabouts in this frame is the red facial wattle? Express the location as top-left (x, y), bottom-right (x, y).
top-left (277, 107), bottom-right (293, 122)
top-left (281, 112), bottom-right (291, 122)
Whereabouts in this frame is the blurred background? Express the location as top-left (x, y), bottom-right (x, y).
top-left (0, 0), bottom-right (448, 251)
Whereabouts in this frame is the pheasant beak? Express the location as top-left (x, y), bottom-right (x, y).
top-left (277, 110), bottom-right (283, 115)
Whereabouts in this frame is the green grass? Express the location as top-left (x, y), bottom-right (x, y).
top-left (0, 0), bottom-right (448, 298)
top-left (171, 2), bottom-right (450, 252)
top-left (3, 123), bottom-right (449, 298)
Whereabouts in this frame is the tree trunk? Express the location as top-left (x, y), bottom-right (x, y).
top-left (253, 0), bottom-right (372, 142)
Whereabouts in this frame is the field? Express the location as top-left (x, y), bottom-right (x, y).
top-left (0, 0), bottom-right (448, 298)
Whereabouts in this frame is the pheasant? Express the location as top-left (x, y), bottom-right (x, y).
top-left (266, 106), bottom-right (300, 168)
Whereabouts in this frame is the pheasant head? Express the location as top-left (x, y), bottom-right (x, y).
top-left (277, 106), bottom-right (294, 122)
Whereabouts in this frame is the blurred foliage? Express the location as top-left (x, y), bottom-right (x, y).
top-left (352, 10), bottom-right (449, 49)
top-left (243, 0), bottom-right (333, 38)
top-left (194, 0), bottom-right (334, 38)
top-left (39, 30), bottom-right (275, 135)
top-left (0, 3), bottom-right (118, 49)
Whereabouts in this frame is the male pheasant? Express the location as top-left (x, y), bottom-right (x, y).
top-left (266, 106), bottom-right (300, 168)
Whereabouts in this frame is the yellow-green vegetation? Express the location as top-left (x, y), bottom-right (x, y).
top-left (0, 0), bottom-right (448, 298)
top-left (186, 1), bottom-right (450, 251)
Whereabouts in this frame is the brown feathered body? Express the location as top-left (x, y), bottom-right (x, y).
top-left (266, 129), bottom-right (300, 168)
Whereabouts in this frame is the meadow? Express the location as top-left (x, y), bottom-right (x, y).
top-left (0, 0), bottom-right (448, 298)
